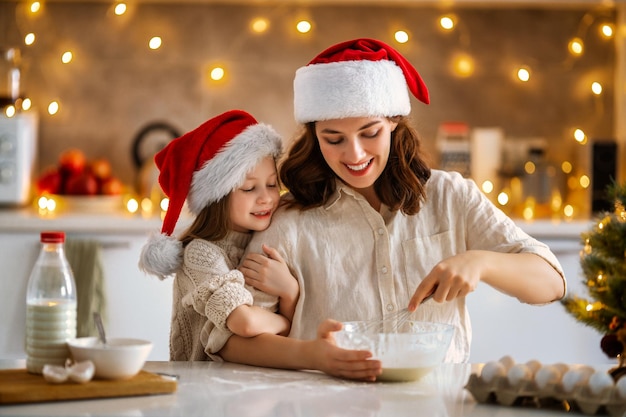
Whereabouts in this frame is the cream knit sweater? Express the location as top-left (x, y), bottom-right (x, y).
top-left (170, 231), bottom-right (262, 361)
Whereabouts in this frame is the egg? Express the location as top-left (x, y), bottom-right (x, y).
top-left (535, 365), bottom-right (562, 389)
top-left (588, 370), bottom-right (614, 395)
top-left (507, 363), bottom-right (532, 386)
top-left (498, 355), bottom-right (516, 370)
top-left (561, 367), bottom-right (594, 393)
top-left (616, 375), bottom-right (626, 398)
top-left (525, 359), bottom-right (542, 375)
top-left (481, 361), bottom-right (507, 383)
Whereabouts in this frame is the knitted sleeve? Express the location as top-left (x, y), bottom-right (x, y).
top-left (181, 240), bottom-right (253, 330)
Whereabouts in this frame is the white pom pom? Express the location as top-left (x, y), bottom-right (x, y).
top-left (498, 355), bottom-right (515, 370)
top-left (481, 361), bottom-right (507, 383)
top-left (535, 365), bottom-right (562, 389)
top-left (588, 370), bottom-right (614, 395)
top-left (507, 363), bottom-right (532, 386)
top-left (138, 231), bottom-right (183, 280)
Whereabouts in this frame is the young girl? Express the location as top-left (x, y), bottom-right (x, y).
top-left (139, 110), bottom-right (298, 361)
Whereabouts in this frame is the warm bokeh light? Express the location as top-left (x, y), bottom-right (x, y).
top-left (47, 101), bottom-right (59, 115)
top-left (30, 2), bottom-right (41, 13)
top-left (22, 98), bottom-right (32, 110)
top-left (481, 180), bottom-right (494, 194)
top-left (579, 175), bottom-right (590, 188)
top-left (563, 204), bottom-right (574, 218)
top-left (5, 106), bottom-right (16, 118)
top-left (24, 33), bottom-right (35, 46)
top-left (440, 16), bottom-right (455, 30)
top-left (517, 67), bottom-right (530, 82)
top-left (561, 161), bottom-right (572, 174)
top-left (126, 198), bottom-right (139, 214)
top-left (160, 198), bottom-right (169, 212)
top-left (591, 81), bottom-right (602, 95)
top-left (210, 67), bottom-right (225, 81)
top-left (61, 51), bottom-right (73, 64)
top-left (568, 37), bottom-right (584, 56)
top-left (574, 128), bottom-right (586, 144)
top-left (497, 192), bottom-right (509, 206)
top-left (394, 31), bottom-right (409, 44)
top-left (601, 24), bottom-right (614, 38)
top-left (452, 54), bottom-right (474, 77)
top-left (149, 37), bottom-right (162, 50)
top-left (524, 161), bottom-right (536, 174)
top-left (296, 20), bottom-right (312, 33)
top-left (114, 3), bottom-right (127, 16)
top-left (251, 18), bottom-right (269, 33)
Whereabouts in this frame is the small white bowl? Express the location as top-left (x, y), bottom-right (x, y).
top-left (67, 337), bottom-right (152, 380)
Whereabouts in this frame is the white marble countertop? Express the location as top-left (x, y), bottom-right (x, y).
top-left (0, 360), bottom-right (611, 417)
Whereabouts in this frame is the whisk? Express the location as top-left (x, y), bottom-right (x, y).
top-left (371, 290), bottom-right (436, 333)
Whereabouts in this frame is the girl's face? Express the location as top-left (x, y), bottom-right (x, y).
top-left (315, 116), bottom-right (397, 192)
top-left (229, 156), bottom-right (280, 233)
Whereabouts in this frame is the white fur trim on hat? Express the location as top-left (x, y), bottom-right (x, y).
top-left (187, 123), bottom-right (282, 214)
top-left (294, 59), bottom-right (411, 123)
top-left (138, 231), bottom-right (183, 280)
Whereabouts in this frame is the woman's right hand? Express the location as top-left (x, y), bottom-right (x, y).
top-left (307, 319), bottom-right (382, 382)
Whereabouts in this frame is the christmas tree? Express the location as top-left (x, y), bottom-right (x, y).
top-left (561, 181), bottom-right (626, 365)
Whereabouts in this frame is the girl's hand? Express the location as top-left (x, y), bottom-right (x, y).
top-left (240, 244), bottom-right (298, 301)
top-left (307, 319), bottom-right (382, 382)
top-left (408, 250), bottom-right (483, 311)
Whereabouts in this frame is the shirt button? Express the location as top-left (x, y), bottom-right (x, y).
top-left (386, 304), bottom-right (394, 312)
top-left (381, 266), bottom-right (388, 274)
top-left (378, 228), bottom-right (384, 235)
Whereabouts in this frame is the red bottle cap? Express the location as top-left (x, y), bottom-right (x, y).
top-left (40, 231), bottom-right (65, 243)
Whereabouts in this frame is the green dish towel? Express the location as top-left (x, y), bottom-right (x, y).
top-left (65, 239), bottom-right (107, 337)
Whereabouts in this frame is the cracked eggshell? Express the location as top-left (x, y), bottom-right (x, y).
top-left (42, 364), bottom-right (70, 384)
top-left (68, 360), bottom-right (95, 384)
top-left (481, 361), bottom-right (507, 383)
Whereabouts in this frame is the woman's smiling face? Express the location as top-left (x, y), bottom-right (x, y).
top-left (315, 116), bottom-right (397, 193)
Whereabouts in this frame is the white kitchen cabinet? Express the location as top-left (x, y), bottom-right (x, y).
top-left (0, 210), bottom-right (172, 361)
top-left (467, 223), bottom-right (613, 365)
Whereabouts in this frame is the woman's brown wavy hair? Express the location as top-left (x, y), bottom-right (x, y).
top-left (280, 116), bottom-right (431, 215)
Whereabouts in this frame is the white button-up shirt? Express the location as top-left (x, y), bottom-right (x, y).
top-left (246, 169), bottom-right (565, 362)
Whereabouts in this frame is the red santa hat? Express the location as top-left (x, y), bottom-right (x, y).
top-left (293, 38), bottom-right (429, 123)
top-left (139, 109), bottom-right (283, 279)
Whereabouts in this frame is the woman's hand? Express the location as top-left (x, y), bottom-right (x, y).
top-left (307, 319), bottom-right (382, 382)
top-left (240, 244), bottom-right (299, 301)
top-left (408, 250), bottom-right (483, 311)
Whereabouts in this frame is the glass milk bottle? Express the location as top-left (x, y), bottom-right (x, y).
top-left (25, 231), bottom-right (77, 374)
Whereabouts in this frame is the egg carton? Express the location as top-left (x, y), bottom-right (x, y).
top-left (465, 373), bottom-right (626, 416)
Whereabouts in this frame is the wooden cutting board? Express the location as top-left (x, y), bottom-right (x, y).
top-left (0, 368), bottom-right (177, 404)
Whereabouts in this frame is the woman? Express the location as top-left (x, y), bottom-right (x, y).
top-left (220, 38), bottom-right (566, 381)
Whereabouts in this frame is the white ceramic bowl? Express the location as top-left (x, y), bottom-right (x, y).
top-left (67, 337), bottom-right (153, 380)
top-left (335, 320), bottom-right (454, 382)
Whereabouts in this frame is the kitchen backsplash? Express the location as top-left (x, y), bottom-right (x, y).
top-left (0, 2), bottom-right (616, 218)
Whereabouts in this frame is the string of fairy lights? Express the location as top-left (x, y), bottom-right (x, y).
top-left (3, 1), bottom-right (617, 220)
